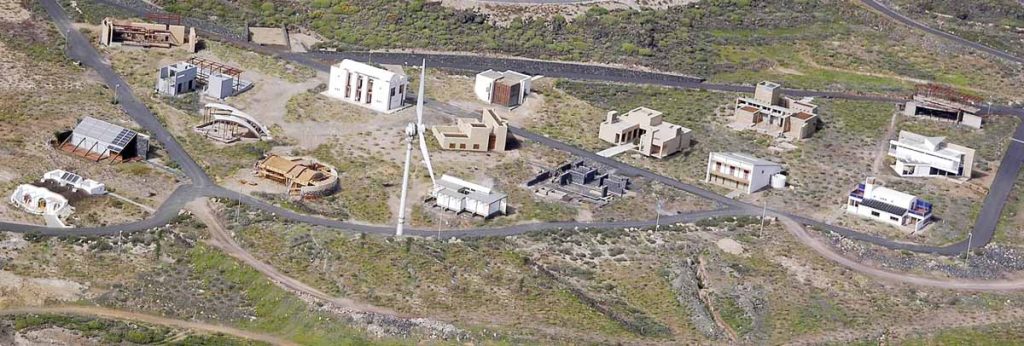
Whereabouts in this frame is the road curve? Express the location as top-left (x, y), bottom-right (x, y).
top-left (4, 0), bottom-right (1017, 263)
top-left (0, 306), bottom-right (298, 346)
top-left (859, 0), bottom-right (1024, 65)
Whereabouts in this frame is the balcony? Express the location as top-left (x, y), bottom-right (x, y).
top-left (910, 199), bottom-right (933, 217)
top-left (849, 183), bottom-right (865, 199)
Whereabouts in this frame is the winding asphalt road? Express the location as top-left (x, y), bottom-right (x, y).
top-left (4, 0), bottom-right (1022, 260)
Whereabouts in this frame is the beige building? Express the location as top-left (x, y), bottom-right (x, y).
top-left (99, 17), bottom-right (197, 52)
top-left (733, 81), bottom-right (820, 140)
top-left (598, 107), bottom-right (692, 159)
top-left (432, 109), bottom-right (509, 152)
top-left (254, 155), bottom-right (339, 198)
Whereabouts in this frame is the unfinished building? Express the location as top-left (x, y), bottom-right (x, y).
top-left (732, 81), bottom-right (820, 140)
top-left (526, 159), bottom-right (630, 206)
top-left (248, 26), bottom-right (288, 46)
top-left (598, 107), bottom-right (692, 159)
top-left (56, 117), bottom-right (150, 163)
top-left (254, 155), bottom-right (339, 198)
top-left (157, 58), bottom-right (253, 98)
top-left (195, 103), bottom-right (272, 143)
top-left (902, 84), bottom-right (983, 129)
top-left (156, 62), bottom-right (197, 96)
top-left (432, 175), bottom-right (507, 218)
top-left (431, 109), bottom-right (508, 152)
top-left (475, 70), bottom-right (532, 107)
top-left (99, 16), bottom-right (198, 52)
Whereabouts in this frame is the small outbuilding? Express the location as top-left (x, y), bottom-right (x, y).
top-left (475, 70), bottom-right (532, 107)
top-left (432, 175), bottom-right (507, 218)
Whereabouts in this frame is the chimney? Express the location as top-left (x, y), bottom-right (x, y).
top-left (606, 111), bottom-right (618, 124)
top-left (864, 177), bottom-right (877, 197)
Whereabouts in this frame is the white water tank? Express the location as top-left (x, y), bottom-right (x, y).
top-left (770, 174), bottom-right (787, 189)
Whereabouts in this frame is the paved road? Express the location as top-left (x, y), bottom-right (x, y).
top-left (860, 0), bottom-right (1024, 65)
top-left (5, 0), bottom-right (1021, 262)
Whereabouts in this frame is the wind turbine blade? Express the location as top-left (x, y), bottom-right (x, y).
top-left (418, 128), bottom-right (436, 187)
top-left (416, 59), bottom-right (426, 126)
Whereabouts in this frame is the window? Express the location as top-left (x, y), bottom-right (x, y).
top-left (472, 144), bottom-right (480, 150)
top-left (459, 144), bottom-right (466, 149)
top-left (870, 211), bottom-right (880, 217)
top-left (399, 85), bottom-right (404, 94)
top-left (390, 87), bottom-right (396, 97)
top-left (449, 143), bottom-right (455, 149)
top-left (344, 75), bottom-right (351, 98)
top-left (890, 216), bottom-right (899, 221)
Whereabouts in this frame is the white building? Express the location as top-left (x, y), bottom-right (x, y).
top-left (433, 175), bottom-right (507, 218)
top-left (705, 152), bottom-right (785, 194)
top-left (475, 70), bottom-right (532, 107)
top-left (847, 177), bottom-right (933, 232)
top-left (10, 184), bottom-right (72, 216)
top-left (156, 62), bottom-right (198, 96)
top-left (326, 59), bottom-right (408, 113)
top-left (42, 170), bottom-right (106, 195)
top-left (888, 130), bottom-right (975, 179)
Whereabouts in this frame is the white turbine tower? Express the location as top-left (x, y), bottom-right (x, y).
top-left (396, 60), bottom-right (437, 237)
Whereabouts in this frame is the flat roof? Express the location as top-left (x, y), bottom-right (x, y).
top-left (893, 130), bottom-right (968, 158)
top-left (335, 59), bottom-right (403, 81)
top-left (792, 112), bottom-right (816, 120)
top-left (435, 177), bottom-right (506, 205)
top-left (710, 152), bottom-right (781, 168)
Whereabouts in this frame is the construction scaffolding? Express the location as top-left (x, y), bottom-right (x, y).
top-left (185, 57), bottom-right (254, 97)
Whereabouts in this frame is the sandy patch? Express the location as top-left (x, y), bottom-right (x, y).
top-left (0, 271), bottom-right (88, 307)
top-left (15, 327), bottom-right (103, 346)
top-left (773, 256), bottom-right (833, 290)
top-left (0, 42), bottom-right (37, 92)
top-left (0, 0), bottom-right (30, 23)
top-left (716, 238), bottom-right (745, 256)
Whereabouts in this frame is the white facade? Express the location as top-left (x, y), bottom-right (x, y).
top-left (9, 185), bottom-right (72, 216)
top-left (474, 70), bottom-right (532, 106)
top-left (156, 62), bottom-right (197, 96)
top-left (433, 175), bottom-right (507, 218)
top-left (847, 177), bottom-right (932, 232)
top-left (43, 170), bottom-right (106, 195)
top-left (888, 131), bottom-right (975, 179)
top-left (326, 59), bottom-right (408, 113)
top-left (206, 73), bottom-right (235, 99)
top-left (705, 152), bottom-right (784, 194)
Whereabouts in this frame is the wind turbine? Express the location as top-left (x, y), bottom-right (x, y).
top-left (396, 60), bottom-right (437, 237)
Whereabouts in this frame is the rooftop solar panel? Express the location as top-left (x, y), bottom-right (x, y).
top-left (73, 117), bottom-right (138, 153)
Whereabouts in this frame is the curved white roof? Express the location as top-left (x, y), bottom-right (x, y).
top-left (203, 103), bottom-right (272, 140)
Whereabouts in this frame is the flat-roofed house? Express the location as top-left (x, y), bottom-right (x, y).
top-left (475, 70), bottom-right (532, 107)
top-left (42, 170), bottom-right (106, 195)
top-left (598, 107), bottom-right (692, 159)
top-left (431, 109), bottom-right (509, 152)
top-left (847, 177), bottom-right (933, 232)
top-left (705, 152), bottom-right (784, 194)
top-left (155, 62), bottom-right (197, 96)
top-left (733, 81), bottom-right (820, 140)
top-left (888, 131), bottom-right (975, 179)
top-left (326, 59), bottom-right (408, 113)
top-left (433, 175), bottom-right (508, 218)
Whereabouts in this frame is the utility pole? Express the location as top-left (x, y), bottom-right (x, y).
top-left (964, 232), bottom-right (974, 267)
top-left (759, 199), bottom-right (767, 238)
top-left (655, 198), bottom-right (662, 231)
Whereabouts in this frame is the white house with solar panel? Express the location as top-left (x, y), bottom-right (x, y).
top-left (59, 117), bottom-right (150, 162)
top-left (846, 177), bottom-right (933, 233)
top-left (42, 170), bottom-right (106, 195)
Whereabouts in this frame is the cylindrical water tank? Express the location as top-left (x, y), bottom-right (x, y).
top-left (771, 174), bottom-right (787, 189)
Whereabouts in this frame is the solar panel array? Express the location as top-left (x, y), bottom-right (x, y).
top-left (73, 117), bottom-right (138, 153)
top-left (60, 171), bottom-right (82, 184)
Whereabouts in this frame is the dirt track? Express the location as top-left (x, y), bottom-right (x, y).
top-left (779, 216), bottom-right (1024, 291)
top-left (188, 199), bottom-right (399, 316)
top-left (0, 306), bottom-right (297, 346)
